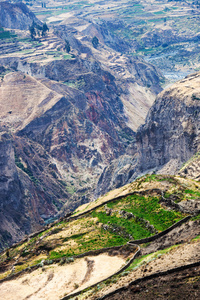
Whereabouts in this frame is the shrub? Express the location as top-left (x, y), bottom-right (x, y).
top-left (92, 36), bottom-right (99, 48)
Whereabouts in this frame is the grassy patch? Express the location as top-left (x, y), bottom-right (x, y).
top-left (127, 244), bottom-right (179, 271)
top-left (192, 234), bottom-right (200, 241)
top-left (63, 54), bottom-right (72, 60)
top-left (191, 214), bottom-right (200, 221)
top-left (106, 194), bottom-right (184, 232)
top-left (0, 28), bottom-right (17, 39)
top-left (66, 186), bottom-right (76, 195)
top-left (184, 189), bottom-right (200, 198)
top-left (92, 210), bottom-right (152, 240)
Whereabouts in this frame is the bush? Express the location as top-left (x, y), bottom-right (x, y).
top-left (92, 36), bottom-right (99, 48)
top-left (65, 40), bottom-right (70, 53)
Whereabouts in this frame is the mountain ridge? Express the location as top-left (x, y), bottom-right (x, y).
top-left (0, 1), bottom-right (41, 30)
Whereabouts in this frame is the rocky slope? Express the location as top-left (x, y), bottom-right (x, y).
top-left (178, 152), bottom-right (200, 181)
top-left (0, 129), bottom-right (71, 250)
top-left (135, 72), bottom-right (200, 176)
top-left (0, 131), bottom-right (43, 250)
top-left (0, 23), bottom-right (163, 248)
top-left (95, 72), bottom-right (200, 197)
top-left (0, 2), bottom-right (40, 30)
top-left (33, 0), bottom-right (200, 81)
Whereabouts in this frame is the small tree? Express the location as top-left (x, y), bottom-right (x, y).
top-left (42, 23), bottom-right (49, 37)
top-left (29, 22), bottom-right (36, 40)
top-left (36, 24), bottom-right (42, 37)
top-left (92, 36), bottom-right (99, 49)
top-left (65, 39), bottom-right (71, 53)
top-left (6, 249), bottom-right (9, 258)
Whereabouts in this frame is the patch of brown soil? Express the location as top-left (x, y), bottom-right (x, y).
top-left (0, 253), bottom-right (126, 300)
top-left (102, 264), bottom-right (200, 300)
top-left (95, 240), bottom-right (200, 298)
top-left (142, 220), bottom-right (200, 255)
top-left (0, 72), bottom-right (62, 131)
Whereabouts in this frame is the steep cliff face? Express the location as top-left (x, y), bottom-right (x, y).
top-left (0, 131), bottom-right (71, 250)
top-left (17, 60), bottom-right (135, 205)
top-left (0, 13), bottom-right (163, 248)
top-left (0, 40), bottom-right (162, 249)
top-left (136, 72), bottom-right (200, 176)
top-left (178, 152), bottom-right (200, 181)
top-left (95, 72), bottom-right (200, 197)
top-left (0, 132), bottom-right (40, 250)
top-left (0, 63), bottom-right (136, 250)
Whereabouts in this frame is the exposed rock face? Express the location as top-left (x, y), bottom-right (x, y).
top-left (178, 154), bottom-right (200, 181)
top-left (0, 62), bottom-right (136, 249)
top-left (95, 72), bottom-right (200, 197)
top-left (136, 72), bottom-right (200, 176)
top-left (0, 20), bottom-right (162, 248)
top-left (16, 60), bottom-right (136, 206)
top-left (141, 28), bottom-right (200, 48)
top-left (0, 2), bottom-right (40, 30)
top-left (0, 132), bottom-right (39, 249)
top-left (0, 131), bottom-right (71, 250)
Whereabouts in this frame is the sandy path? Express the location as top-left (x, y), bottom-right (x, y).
top-left (0, 254), bottom-right (125, 300)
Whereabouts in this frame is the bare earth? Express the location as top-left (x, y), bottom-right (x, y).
top-left (95, 240), bottom-right (200, 299)
top-left (0, 254), bottom-right (125, 300)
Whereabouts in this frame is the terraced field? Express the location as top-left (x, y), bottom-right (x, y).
top-left (25, 0), bottom-right (200, 85)
top-left (0, 175), bottom-right (200, 299)
top-left (0, 29), bottom-right (73, 65)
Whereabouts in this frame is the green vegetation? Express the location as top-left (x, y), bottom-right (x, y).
top-left (29, 21), bottom-right (49, 39)
top-left (15, 154), bottom-right (39, 185)
top-left (0, 174), bottom-right (199, 280)
top-left (63, 78), bottom-right (85, 89)
top-left (65, 39), bottom-right (71, 53)
top-left (127, 244), bottom-right (179, 271)
top-left (105, 194), bottom-right (184, 232)
top-left (63, 54), bottom-right (72, 60)
top-left (184, 189), bottom-right (200, 198)
top-left (66, 185), bottom-right (76, 195)
top-left (92, 36), bottom-right (99, 49)
top-left (92, 210), bottom-right (152, 240)
top-left (0, 28), bottom-right (16, 39)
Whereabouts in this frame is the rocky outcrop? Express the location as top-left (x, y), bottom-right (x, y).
top-left (0, 2), bottom-right (40, 30)
top-left (0, 130), bottom-right (71, 250)
top-left (135, 72), bottom-right (200, 177)
top-left (0, 11), bottom-right (164, 248)
top-left (178, 153), bottom-right (200, 181)
top-left (0, 42), bottom-right (163, 249)
top-left (16, 60), bottom-right (136, 205)
top-left (141, 28), bottom-right (200, 48)
top-left (95, 72), bottom-right (200, 197)
top-left (0, 132), bottom-right (41, 250)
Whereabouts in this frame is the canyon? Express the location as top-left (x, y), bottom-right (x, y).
top-left (0, 2), bottom-right (200, 299)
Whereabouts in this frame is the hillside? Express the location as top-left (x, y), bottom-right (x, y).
top-left (0, 2), bottom-right (164, 248)
top-left (0, 2), bottom-right (40, 30)
top-left (0, 174), bottom-right (199, 299)
top-left (0, 0), bottom-right (200, 280)
top-left (96, 71), bottom-right (200, 196)
top-left (28, 0), bottom-right (200, 84)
